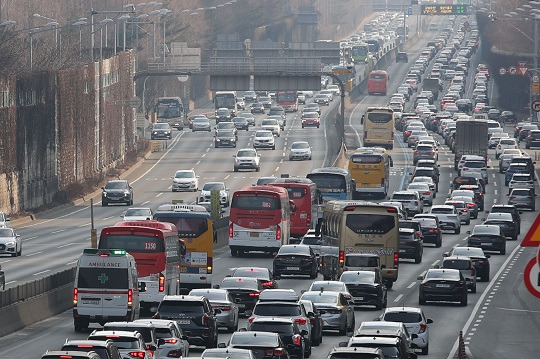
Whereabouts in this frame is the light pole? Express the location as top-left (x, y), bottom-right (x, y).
top-left (33, 13), bottom-right (59, 49)
top-left (118, 14), bottom-right (131, 52)
top-left (99, 18), bottom-right (113, 61)
top-left (73, 20), bottom-right (87, 58)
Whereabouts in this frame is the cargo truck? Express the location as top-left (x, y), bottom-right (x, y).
top-left (454, 120), bottom-right (489, 170)
top-left (422, 78), bottom-right (440, 100)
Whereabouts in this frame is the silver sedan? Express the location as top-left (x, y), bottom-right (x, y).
top-left (0, 227), bottom-right (21, 257)
top-left (189, 288), bottom-right (239, 332)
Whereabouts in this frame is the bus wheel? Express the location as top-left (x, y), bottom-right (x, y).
top-left (385, 280), bottom-right (394, 289)
top-left (231, 248), bottom-right (238, 257)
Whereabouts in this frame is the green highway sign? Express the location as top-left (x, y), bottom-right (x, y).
top-left (421, 4), bottom-right (471, 15)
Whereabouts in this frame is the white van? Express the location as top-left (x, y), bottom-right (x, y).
top-left (73, 248), bottom-right (140, 332)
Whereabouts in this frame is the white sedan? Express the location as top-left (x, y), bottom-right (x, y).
top-left (0, 227), bottom-right (21, 257)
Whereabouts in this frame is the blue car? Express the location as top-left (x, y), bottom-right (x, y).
top-left (504, 163), bottom-right (530, 186)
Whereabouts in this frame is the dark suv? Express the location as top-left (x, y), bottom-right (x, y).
top-left (490, 204), bottom-right (521, 234)
top-left (61, 340), bottom-right (122, 359)
top-left (154, 295), bottom-right (219, 349)
top-left (273, 244), bottom-right (318, 279)
top-left (413, 215), bottom-right (442, 247)
top-left (101, 180), bottom-right (133, 206)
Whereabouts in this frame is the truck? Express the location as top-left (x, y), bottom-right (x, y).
top-left (454, 120), bottom-right (489, 170)
top-left (422, 78), bottom-right (440, 100)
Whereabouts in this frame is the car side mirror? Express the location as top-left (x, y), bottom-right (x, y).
top-left (427, 318), bottom-right (433, 324)
top-left (411, 333), bottom-right (418, 339)
top-left (101, 186), bottom-right (105, 190)
top-left (213, 284), bottom-right (220, 289)
top-left (239, 327), bottom-right (247, 332)
top-left (257, 154), bottom-right (261, 157)
top-left (466, 230), bottom-right (471, 234)
top-left (409, 353), bottom-right (418, 359)
top-left (244, 310), bottom-right (253, 317)
top-left (338, 342), bottom-right (348, 347)
top-left (443, 252), bottom-right (449, 257)
top-left (147, 345), bottom-right (157, 352)
top-left (5, 217), bottom-right (10, 221)
top-left (434, 265), bottom-right (440, 269)
top-left (301, 329), bottom-right (309, 336)
top-left (157, 338), bottom-right (166, 346)
top-left (217, 343), bottom-right (227, 348)
top-left (372, 317), bottom-right (381, 321)
top-left (232, 155), bottom-right (236, 157)
top-left (485, 254), bottom-right (491, 258)
top-left (417, 276), bottom-right (424, 280)
top-left (519, 211), bottom-right (523, 214)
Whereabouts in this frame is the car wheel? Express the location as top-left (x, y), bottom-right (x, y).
top-left (215, 144), bottom-right (218, 148)
top-left (305, 341), bottom-right (311, 358)
top-left (309, 267), bottom-right (317, 279)
top-left (421, 344), bottom-right (429, 355)
top-left (17, 245), bottom-right (22, 256)
top-left (481, 272), bottom-right (489, 282)
top-left (234, 167), bottom-right (238, 172)
top-left (455, 227), bottom-right (461, 234)
top-left (466, 219), bottom-right (470, 225)
top-left (471, 283), bottom-right (477, 294)
top-left (272, 145), bottom-right (275, 150)
top-left (385, 280), bottom-right (394, 289)
top-left (414, 251), bottom-right (422, 264)
top-left (231, 248), bottom-right (238, 257)
top-left (256, 167), bottom-right (260, 172)
top-left (460, 295), bottom-right (468, 306)
top-left (436, 237), bottom-right (442, 248)
top-left (102, 201), bottom-right (108, 207)
top-left (419, 296), bottom-right (426, 305)
top-left (338, 323), bottom-right (347, 336)
top-left (500, 247), bottom-right (506, 255)
top-left (74, 319), bottom-right (88, 333)
top-left (11, 251), bottom-right (17, 257)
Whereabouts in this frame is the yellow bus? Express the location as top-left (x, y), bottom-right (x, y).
top-left (361, 107), bottom-right (395, 150)
top-left (154, 204), bottom-right (215, 294)
top-left (348, 147), bottom-right (393, 199)
top-left (318, 200), bottom-right (399, 288)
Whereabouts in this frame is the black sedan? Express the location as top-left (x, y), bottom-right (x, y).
top-left (300, 299), bottom-right (323, 346)
top-left (447, 246), bottom-right (491, 282)
top-left (231, 267), bottom-right (278, 289)
top-left (398, 228), bottom-right (423, 263)
top-left (483, 213), bottom-right (519, 241)
top-left (248, 318), bottom-right (306, 358)
top-left (222, 331), bottom-right (289, 359)
top-left (500, 110), bottom-right (517, 124)
top-left (273, 245), bottom-right (318, 279)
top-left (233, 117), bottom-right (250, 131)
top-left (466, 224), bottom-right (507, 255)
top-left (418, 269), bottom-right (468, 306)
top-left (339, 270), bottom-right (387, 310)
top-left (216, 277), bottom-right (262, 316)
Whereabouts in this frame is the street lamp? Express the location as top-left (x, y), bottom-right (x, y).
top-left (118, 14), bottom-right (131, 52)
top-left (33, 13), bottom-right (59, 48)
top-left (99, 18), bottom-right (113, 60)
top-left (0, 20), bottom-right (16, 27)
top-left (72, 20), bottom-right (87, 58)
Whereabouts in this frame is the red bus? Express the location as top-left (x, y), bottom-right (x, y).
top-left (99, 221), bottom-right (181, 311)
top-left (367, 70), bottom-right (389, 96)
top-left (228, 186), bottom-right (292, 256)
top-left (270, 177), bottom-right (318, 238)
top-left (276, 90), bottom-right (298, 112)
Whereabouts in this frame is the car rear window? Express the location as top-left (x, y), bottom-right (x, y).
top-left (383, 312), bottom-right (422, 323)
top-left (77, 268), bottom-right (128, 289)
top-left (250, 322), bottom-right (294, 334)
top-left (61, 346), bottom-right (108, 358)
top-left (391, 193), bottom-right (416, 200)
top-left (463, 161), bottom-right (485, 168)
top-left (89, 336), bottom-right (140, 349)
top-left (104, 325), bottom-right (153, 343)
top-left (443, 259), bottom-right (471, 270)
top-left (159, 301), bottom-right (204, 315)
top-left (253, 303), bottom-right (301, 316)
top-left (230, 333), bottom-right (278, 346)
top-left (431, 208), bottom-right (453, 214)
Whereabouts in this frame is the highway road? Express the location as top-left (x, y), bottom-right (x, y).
top-left (1, 14), bottom-right (540, 359)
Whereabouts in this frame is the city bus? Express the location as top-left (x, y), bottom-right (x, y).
top-left (276, 90), bottom-right (298, 112)
top-left (98, 220), bottom-right (180, 311)
top-left (155, 97), bottom-right (186, 130)
top-left (270, 177), bottom-right (319, 238)
top-left (319, 201), bottom-right (399, 288)
top-left (214, 91), bottom-right (238, 117)
top-left (306, 167), bottom-right (355, 203)
top-left (351, 43), bottom-right (370, 63)
top-left (367, 70), bottom-right (389, 96)
top-left (153, 204), bottom-right (214, 293)
top-left (362, 107), bottom-right (395, 150)
top-left (348, 147), bottom-right (393, 199)
top-left (229, 185), bottom-right (291, 256)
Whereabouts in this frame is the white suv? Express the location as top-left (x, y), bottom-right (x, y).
top-left (390, 191), bottom-right (424, 216)
top-left (172, 169), bottom-right (199, 192)
top-left (378, 307), bottom-right (433, 355)
top-left (253, 130), bottom-right (276, 150)
top-left (261, 119), bottom-right (281, 137)
top-left (495, 138), bottom-right (518, 159)
top-left (198, 182), bottom-right (230, 207)
top-left (233, 148), bottom-right (261, 172)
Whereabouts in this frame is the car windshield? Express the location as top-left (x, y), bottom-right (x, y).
top-left (292, 142), bottom-right (309, 149)
top-left (425, 269), bottom-right (460, 280)
top-left (511, 189), bottom-right (533, 196)
top-left (154, 123), bottom-right (169, 129)
top-left (202, 183), bottom-right (225, 191)
top-left (105, 181), bottom-right (128, 190)
top-left (218, 123), bottom-right (235, 129)
top-left (221, 278), bottom-right (258, 290)
top-left (349, 344), bottom-right (400, 358)
top-left (124, 208), bottom-right (152, 217)
top-left (392, 193), bottom-right (416, 200)
top-left (301, 292), bottom-right (338, 304)
top-left (408, 184), bottom-right (428, 190)
top-left (302, 236), bottom-right (322, 245)
top-left (217, 131), bottom-right (234, 138)
top-left (175, 171), bottom-right (194, 178)
top-left (383, 311), bottom-right (422, 323)
top-left (310, 282), bottom-right (345, 292)
top-left (253, 303), bottom-right (301, 316)
top-left (237, 150), bottom-right (256, 157)
top-left (463, 161), bottom-right (485, 168)
top-left (0, 228), bottom-right (14, 236)
top-left (431, 207), bottom-right (453, 214)
top-left (61, 346), bottom-right (109, 358)
top-left (233, 268), bottom-right (269, 279)
top-left (194, 118), bottom-right (208, 123)
top-left (472, 226), bottom-right (500, 235)
top-left (262, 120), bottom-right (278, 126)
top-left (443, 259), bottom-right (471, 270)
top-left (340, 271), bottom-right (375, 284)
top-left (416, 145), bottom-right (434, 152)
top-left (234, 117), bottom-right (247, 123)
top-left (230, 333), bottom-right (278, 346)
top-left (256, 131), bottom-right (273, 138)
top-left (412, 177), bottom-right (433, 184)
top-left (249, 322), bottom-right (294, 334)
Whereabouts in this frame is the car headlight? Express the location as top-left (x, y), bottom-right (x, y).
top-left (6, 241), bottom-right (15, 246)
top-left (153, 131), bottom-right (158, 134)
top-left (103, 192), bottom-right (108, 197)
top-left (216, 138), bottom-right (221, 142)
top-left (124, 191), bottom-right (131, 195)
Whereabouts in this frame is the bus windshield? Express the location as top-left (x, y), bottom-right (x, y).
top-left (156, 99), bottom-right (182, 118)
top-left (367, 113), bottom-right (393, 123)
top-left (345, 214), bottom-right (395, 234)
top-left (277, 91), bottom-right (296, 102)
top-left (155, 216), bottom-right (209, 237)
top-left (215, 95), bottom-right (235, 109)
top-left (352, 46), bottom-right (367, 57)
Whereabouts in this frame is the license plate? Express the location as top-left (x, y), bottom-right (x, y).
top-left (250, 232), bottom-right (259, 237)
top-left (237, 304), bottom-right (246, 308)
top-left (436, 284), bottom-right (450, 288)
top-left (287, 267), bottom-right (300, 271)
top-left (82, 299), bottom-right (100, 305)
top-left (178, 320), bottom-right (191, 325)
top-left (357, 297), bottom-right (364, 301)
top-left (481, 243), bottom-right (491, 246)
top-left (399, 249), bottom-right (405, 253)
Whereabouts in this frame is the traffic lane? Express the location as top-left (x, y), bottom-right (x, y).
top-left (465, 247), bottom-right (540, 359)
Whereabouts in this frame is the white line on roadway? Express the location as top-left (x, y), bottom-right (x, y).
top-left (155, 193), bottom-right (163, 198)
top-left (202, 154), bottom-right (206, 158)
top-left (77, 223), bottom-right (90, 228)
top-left (26, 251), bottom-right (43, 257)
top-left (224, 175), bottom-right (230, 180)
top-left (494, 189), bottom-right (498, 195)
top-left (407, 282), bottom-right (416, 289)
top-left (196, 161), bottom-right (201, 165)
top-left (420, 270), bottom-right (427, 277)
top-left (141, 201), bottom-right (150, 205)
top-left (205, 148), bottom-right (210, 152)
top-left (66, 260), bottom-right (78, 266)
top-left (275, 167), bottom-right (279, 172)
top-left (6, 280), bottom-right (16, 285)
top-left (432, 259), bottom-right (440, 266)
top-left (33, 270), bottom-right (50, 276)
top-left (446, 242), bottom-right (524, 359)
top-left (494, 182), bottom-right (497, 186)
top-left (57, 243), bottom-right (75, 248)
top-left (0, 259), bottom-right (11, 264)
top-left (102, 216), bottom-right (114, 221)
top-left (50, 229), bottom-right (66, 234)
top-left (394, 294), bottom-right (404, 303)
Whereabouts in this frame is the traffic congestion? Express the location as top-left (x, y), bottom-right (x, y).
top-left (1, 10), bottom-right (539, 359)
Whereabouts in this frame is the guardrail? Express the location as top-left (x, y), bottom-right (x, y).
top-left (0, 267), bottom-right (75, 308)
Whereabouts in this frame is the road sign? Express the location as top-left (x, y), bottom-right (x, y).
top-left (128, 96), bottom-right (142, 108)
top-left (498, 67), bottom-right (507, 75)
top-left (533, 82), bottom-right (540, 96)
top-left (466, 26), bottom-right (472, 32)
top-left (533, 74), bottom-right (540, 82)
top-left (333, 68), bottom-right (350, 75)
top-left (522, 213), bottom-right (540, 245)
top-left (508, 66), bottom-right (517, 75)
top-left (407, 6), bottom-right (412, 15)
top-left (523, 258), bottom-right (540, 298)
top-left (532, 100), bottom-right (540, 113)
top-left (518, 62), bottom-right (529, 76)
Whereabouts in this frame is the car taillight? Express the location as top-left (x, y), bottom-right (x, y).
top-left (510, 196), bottom-right (516, 200)
top-left (417, 231), bottom-right (422, 237)
top-left (463, 168), bottom-right (469, 171)
top-left (424, 191), bottom-right (431, 195)
top-left (159, 273), bottom-right (165, 292)
top-left (229, 223), bottom-right (234, 238)
top-left (414, 151), bottom-right (419, 154)
top-left (428, 229), bottom-right (439, 233)
top-left (262, 281), bottom-right (274, 288)
top-left (60, 356), bottom-right (73, 359)
top-left (295, 317), bottom-right (307, 326)
top-left (276, 225), bottom-right (281, 241)
top-left (405, 131), bottom-right (411, 135)
top-left (164, 338), bottom-right (179, 344)
top-left (266, 349), bottom-right (286, 356)
top-left (73, 288), bottom-right (78, 305)
top-left (202, 313), bottom-right (210, 326)
top-left (461, 209), bottom-right (468, 213)
top-left (419, 322), bottom-right (427, 333)
top-left (153, 313), bottom-right (161, 319)
top-left (292, 334), bottom-right (302, 345)
top-left (310, 317), bottom-right (316, 325)
top-left (207, 257), bottom-right (213, 274)
top-left (394, 252), bottom-right (399, 268)
top-left (307, 213), bottom-right (311, 226)
top-left (467, 203), bottom-right (475, 208)
top-left (214, 305), bottom-right (232, 311)
top-left (339, 250), bottom-right (345, 265)
top-left (128, 289), bottom-right (133, 306)
top-left (248, 317), bottom-right (255, 323)
top-left (129, 352), bottom-right (145, 358)
top-left (249, 292), bottom-right (260, 297)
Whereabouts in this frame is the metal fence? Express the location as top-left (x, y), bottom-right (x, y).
top-left (0, 267), bottom-right (75, 308)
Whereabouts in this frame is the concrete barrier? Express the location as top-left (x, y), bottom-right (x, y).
top-left (0, 283), bottom-right (73, 337)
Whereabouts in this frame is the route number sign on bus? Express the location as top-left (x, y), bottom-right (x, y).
top-left (421, 5), bottom-right (470, 15)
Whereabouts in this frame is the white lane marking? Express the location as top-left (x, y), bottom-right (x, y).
top-left (66, 260), bottom-right (78, 266)
top-left (206, 148), bottom-right (210, 152)
top-left (447, 244), bottom-right (524, 359)
top-left (420, 270), bottom-right (427, 277)
top-left (275, 167), bottom-right (280, 172)
top-left (202, 154), bottom-right (206, 158)
top-left (224, 175), bottom-right (230, 180)
top-left (407, 282), bottom-right (416, 289)
top-left (141, 200), bottom-right (150, 205)
top-left (6, 280), bottom-right (16, 285)
top-left (57, 243), bottom-right (75, 248)
top-left (155, 193), bottom-right (163, 198)
top-left (26, 251), bottom-right (43, 257)
top-left (494, 189), bottom-right (498, 195)
top-left (496, 307), bottom-right (540, 313)
top-left (196, 160), bottom-right (201, 165)
top-left (102, 216), bottom-right (114, 221)
top-left (0, 259), bottom-right (11, 264)
top-left (51, 229), bottom-right (66, 234)
top-left (77, 223), bottom-right (90, 228)
top-left (494, 182), bottom-right (497, 186)
top-left (432, 259), bottom-right (440, 267)
top-left (33, 270), bottom-right (50, 276)
top-left (394, 294), bottom-right (404, 302)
